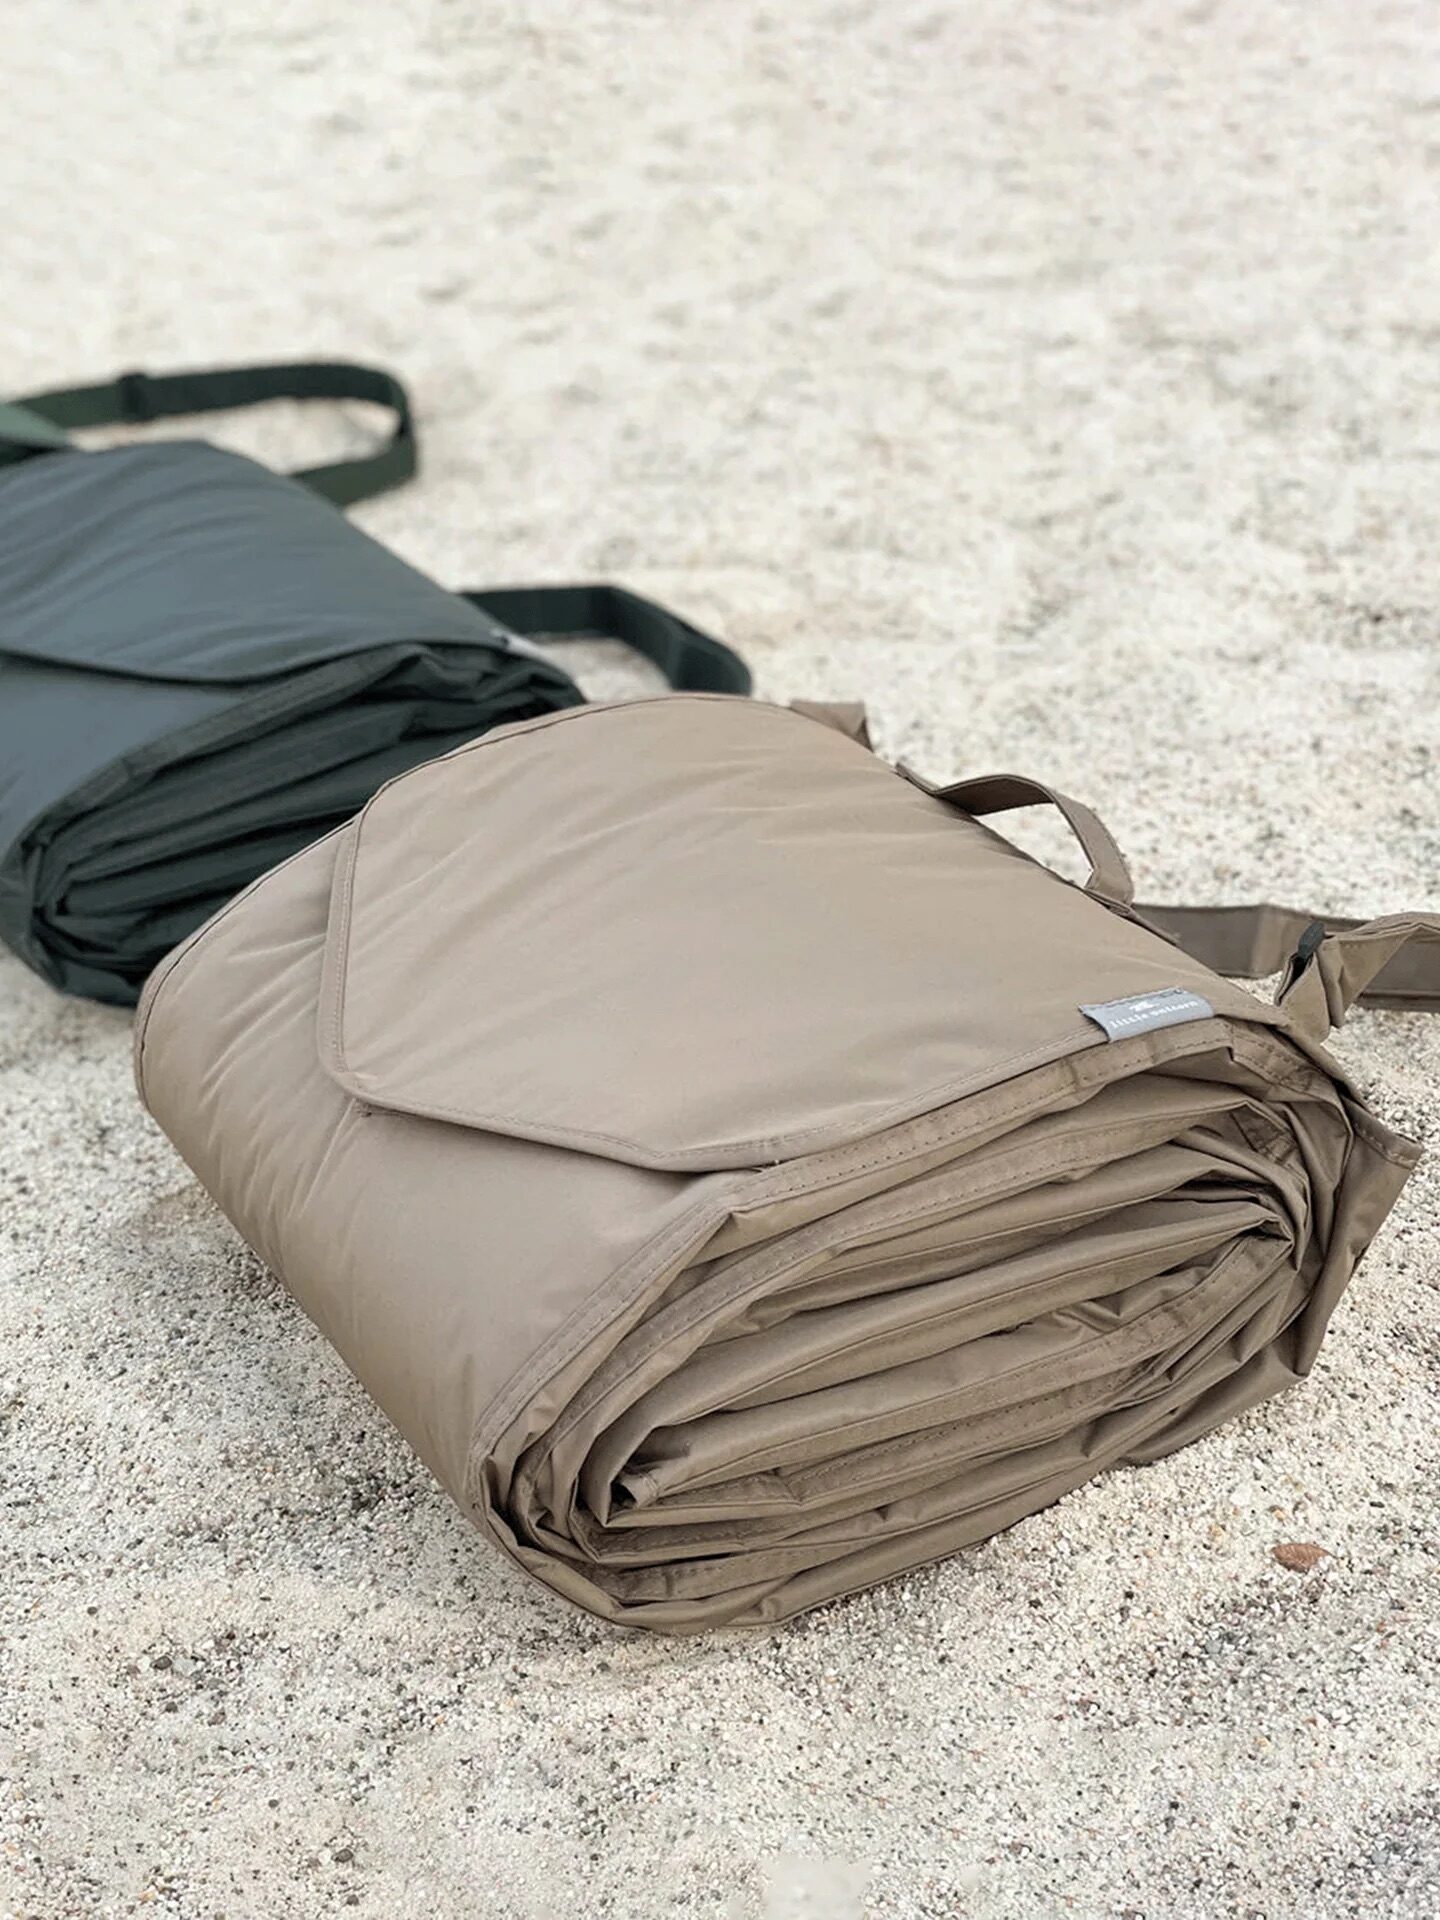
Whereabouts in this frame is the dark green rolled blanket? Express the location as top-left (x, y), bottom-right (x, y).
top-left (0, 361), bottom-right (748, 1003)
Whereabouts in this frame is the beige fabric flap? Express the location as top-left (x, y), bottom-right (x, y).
top-left (316, 697), bottom-right (1280, 1172)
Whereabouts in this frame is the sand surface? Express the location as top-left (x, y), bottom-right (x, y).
top-left (3, 3), bottom-right (1438, 1915)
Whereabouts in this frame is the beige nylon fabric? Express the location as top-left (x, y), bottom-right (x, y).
top-left (134, 697), bottom-right (1423, 1630)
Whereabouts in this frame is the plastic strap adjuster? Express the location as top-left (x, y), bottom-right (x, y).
top-left (115, 371), bottom-right (157, 423)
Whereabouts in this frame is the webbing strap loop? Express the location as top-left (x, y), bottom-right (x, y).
top-left (874, 723), bottom-right (1439, 1038)
top-left (1275, 912), bottom-right (1440, 1036)
top-left (6, 359), bottom-right (417, 507)
top-left (462, 583), bottom-right (752, 696)
top-left (901, 768), bottom-right (1136, 915)
top-left (1135, 903), bottom-right (1440, 1029)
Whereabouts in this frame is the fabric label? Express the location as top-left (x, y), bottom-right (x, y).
top-left (1079, 986), bottom-right (1215, 1041)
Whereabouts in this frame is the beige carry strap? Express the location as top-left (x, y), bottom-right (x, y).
top-left (799, 714), bottom-right (1133, 913)
top-left (914, 773), bottom-right (1439, 1036)
top-left (1139, 904), bottom-right (1440, 1039)
top-left (941, 789), bottom-right (1440, 1029)
top-left (930, 772), bottom-right (1136, 915)
top-left (788, 703), bottom-right (1440, 1042)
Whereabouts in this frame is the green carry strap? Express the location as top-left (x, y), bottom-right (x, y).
top-left (1, 365), bottom-right (748, 692)
top-left (464, 583), bottom-right (752, 696)
top-left (2, 360), bottom-right (416, 507)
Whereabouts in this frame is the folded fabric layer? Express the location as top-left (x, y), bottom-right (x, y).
top-left (0, 432), bottom-right (748, 1003)
top-left (0, 438), bottom-right (583, 1001)
top-left (135, 697), bottom-right (1430, 1630)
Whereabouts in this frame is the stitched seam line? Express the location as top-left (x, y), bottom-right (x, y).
top-left (723, 1236), bottom-right (1277, 1500)
top-left (672, 1238), bottom-right (1275, 1487)
top-left (134, 820), bottom-right (352, 1104)
top-left (537, 1120), bottom-right (1268, 1481)
top-left (337, 1027), bottom-right (1116, 1168)
top-left (679, 1203), bottom-right (1263, 1422)
top-left (469, 1022), bottom-right (1250, 1465)
top-left (469, 1019), bottom-right (1247, 1478)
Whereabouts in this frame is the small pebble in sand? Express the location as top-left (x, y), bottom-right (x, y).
top-left (1273, 1542), bottom-right (1332, 1573)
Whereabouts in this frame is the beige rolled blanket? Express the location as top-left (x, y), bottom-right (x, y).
top-left (135, 696), bottom-right (1438, 1629)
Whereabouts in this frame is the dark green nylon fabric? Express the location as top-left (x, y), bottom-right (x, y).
top-left (0, 363), bottom-right (750, 1005)
top-left (0, 400), bottom-right (71, 461)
